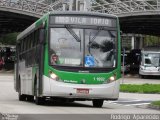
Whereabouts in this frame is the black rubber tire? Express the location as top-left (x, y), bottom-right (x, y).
top-left (92, 99), bottom-right (104, 108)
top-left (19, 93), bottom-right (26, 101)
top-left (27, 95), bottom-right (34, 102)
top-left (35, 96), bottom-right (45, 105)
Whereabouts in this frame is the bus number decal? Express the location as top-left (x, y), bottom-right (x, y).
top-left (94, 77), bottom-right (105, 82)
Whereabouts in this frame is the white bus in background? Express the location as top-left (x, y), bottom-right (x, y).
top-left (139, 47), bottom-right (160, 78)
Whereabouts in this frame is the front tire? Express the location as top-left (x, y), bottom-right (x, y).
top-left (35, 96), bottom-right (45, 105)
top-left (19, 93), bottom-right (26, 101)
top-left (27, 95), bottom-right (34, 102)
top-left (92, 99), bottom-right (104, 108)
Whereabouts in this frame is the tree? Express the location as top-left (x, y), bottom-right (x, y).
top-left (144, 35), bottom-right (160, 46)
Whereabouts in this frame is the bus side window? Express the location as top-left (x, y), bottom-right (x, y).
top-left (31, 33), bottom-right (34, 48)
top-left (33, 31), bottom-right (36, 47)
top-left (35, 29), bottom-right (39, 46)
top-left (23, 38), bottom-right (26, 52)
top-left (27, 36), bottom-right (30, 50)
top-left (26, 38), bottom-right (28, 51)
top-left (20, 41), bottom-right (23, 60)
top-left (21, 40), bottom-right (24, 52)
top-left (19, 41), bottom-right (21, 53)
top-left (25, 36), bottom-right (28, 50)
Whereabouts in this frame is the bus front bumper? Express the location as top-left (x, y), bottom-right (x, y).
top-left (42, 76), bottom-right (120, 100)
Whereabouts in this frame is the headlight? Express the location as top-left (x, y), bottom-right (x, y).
top-left (108, 75), bottom-right (116, 83)
top-left (103, 75), bottom-right (116, 84)
top-left (49, 71), bottom-right (62, 82)
top-left (50, 73), bottom-right (58, 80)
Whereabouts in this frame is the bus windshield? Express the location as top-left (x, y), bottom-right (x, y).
top-left (50, 27), bottom-right (117, 68)
top-left (143, 53), bottom-right (160, 67)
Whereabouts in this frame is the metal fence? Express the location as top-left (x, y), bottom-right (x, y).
top-left (0, 0), bottom-right (63, 16)
top-left (91, 0), bottom-right (160, 15)
top-left (0, 0), bottom-right (160, 16)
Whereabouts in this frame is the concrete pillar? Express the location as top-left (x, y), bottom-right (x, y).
top-left (69, 0), bottom-right (73, 11)
top-left (135, 36), bottom-right (140, 49)
top-left (131, 36), bottom-right (135, 49)
top-left (139, 36), bottom-right (144, 49)
top-left (66, 0), bottom-right (91, 11)
top-left (157, 0), bottom-right (160, 9)
top-left (63, 3), bottom-right (67, 11)
top-left (79, 1), bottom-right (85, 11)
top-left (134, 36), bottom-right (144, 49)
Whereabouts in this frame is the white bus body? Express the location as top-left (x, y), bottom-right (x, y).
top-left (139, 47), bottom-right (160, 77)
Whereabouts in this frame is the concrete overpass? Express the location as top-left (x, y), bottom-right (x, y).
top-left (0, 0), bottom-right (160, 36)
top-left (0, 0), bottom-right (64, 36)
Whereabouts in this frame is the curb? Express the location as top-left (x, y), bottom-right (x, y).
top-left (148, 104), bottom-right (160, 110)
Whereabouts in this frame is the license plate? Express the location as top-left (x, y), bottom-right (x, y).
top-left (76, 88), bottom-right (89, 94)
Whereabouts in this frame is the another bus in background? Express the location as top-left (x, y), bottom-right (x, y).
top-left (139, 47), bottom-right (160, 78)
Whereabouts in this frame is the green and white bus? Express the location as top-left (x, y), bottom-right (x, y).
top-left (14, 11), bottom-right (121, 107)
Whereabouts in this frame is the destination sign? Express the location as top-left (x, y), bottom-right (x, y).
top-left (50, 16), bottom-right (116, 27)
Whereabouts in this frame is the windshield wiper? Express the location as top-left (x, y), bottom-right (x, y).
top-left (65, 25), bottom-right (81, 42)
top-left (89, 27), bottom-right (104, 43)
top-left (88, 27), bottom-right (103, 54)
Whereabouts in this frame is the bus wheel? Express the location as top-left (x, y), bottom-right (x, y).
top-left (27, 95), bottom-right (34, 102)
top-left (19, 93), bottom-right (26, 101)
top-left (35, 96), bottom-right (45, 105)
top-left (92, 99), bottom-right (104, 108)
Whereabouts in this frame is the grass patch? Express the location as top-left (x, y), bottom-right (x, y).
top-left (151, 101), bottom-right (160, 106)
top-left (120, 84), bottom-right (160, 94)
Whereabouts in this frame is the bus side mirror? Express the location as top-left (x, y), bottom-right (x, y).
top-left (39, 29), bottom-right (45, 44)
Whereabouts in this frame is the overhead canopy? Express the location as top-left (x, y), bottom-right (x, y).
top-left (0, 0), bottom-right (160, 36)
top-left (0, 11), bottom-right (37, 37)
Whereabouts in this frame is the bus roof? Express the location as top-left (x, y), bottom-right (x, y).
top-left (48, 11), bottom-right (118, 18)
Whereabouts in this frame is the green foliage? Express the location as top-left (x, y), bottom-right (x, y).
top-left (144, 35), bottom-right (160, 46)
top-left (0, 33), bottom-right (19, 45)
top-left (120, 84), bottom-right (160, 94)
top-left (151, 101), bottom-right (160, 106)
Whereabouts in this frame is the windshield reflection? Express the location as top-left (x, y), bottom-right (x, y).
top-left (143, 53), bottom-right (160, 67)
top-left (85, 29), bottom-right (116, 67)
top-left (50, 27), bottom-right (117, 68)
